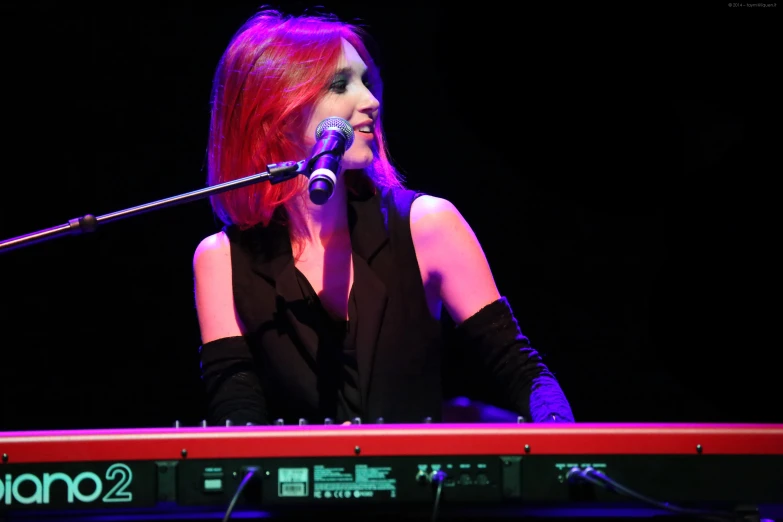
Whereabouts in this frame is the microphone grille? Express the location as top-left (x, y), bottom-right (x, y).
top-left (315, 117), bottom-right (355, 150)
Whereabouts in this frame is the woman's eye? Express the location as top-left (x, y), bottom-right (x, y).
top-left (330, 80), bottom-right (347, 92)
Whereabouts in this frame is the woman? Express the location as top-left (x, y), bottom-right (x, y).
top-left (194, 8), bottom-right (574, 425)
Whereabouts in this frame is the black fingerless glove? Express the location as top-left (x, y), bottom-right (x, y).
top-left (456, 297), bottom-right (575, 423)
top-left (199, 336), bottom-right (267, 426)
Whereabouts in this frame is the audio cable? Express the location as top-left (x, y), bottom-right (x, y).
top-left (222, 466), bottom-right (260, 522)
top-left (567, 466), bottom-right (763, 522)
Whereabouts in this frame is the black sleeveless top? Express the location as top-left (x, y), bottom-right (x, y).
top-left (223, 187), bottom-right (443, 424)
top-left (294, 269), bottom-right (361, 421)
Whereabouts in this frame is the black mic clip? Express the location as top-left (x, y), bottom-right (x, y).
top-left (265, 159), bottom-right (308, 184)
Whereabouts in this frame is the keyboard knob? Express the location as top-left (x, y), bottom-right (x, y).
top-left (225, 419), bottom-right (233, 427)
top-left (201, 420), bottom-right (208, 428)
top-left (324, 418), bottom-right (334, 425)
top-left (352, 417), bottom-right (362, 425)
top-left (517, 415), bottom-right (527, 424)
top-left (298, 418), bottom-right (308, 426)
top-left (423, 417), bottom-right (433, 423)
top-left (173, 420), bottom-right (181, 428)
top-left (375, 417), bottom-right (385, 424)
top-left (274, 419), bottom-right (285, 426)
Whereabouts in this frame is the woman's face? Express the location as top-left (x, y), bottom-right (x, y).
top-left (303, 38), bottom-right (380, 172)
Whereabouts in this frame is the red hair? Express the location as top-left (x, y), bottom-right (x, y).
top-left (207, 8), bottom-right (403, 236)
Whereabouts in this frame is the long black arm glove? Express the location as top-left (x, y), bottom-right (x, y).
top-left (456, 297), bottom-right (575, 423)
top-left (199, 336), bottom-right (267, 426)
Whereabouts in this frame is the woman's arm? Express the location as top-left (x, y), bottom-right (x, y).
top-left (411, 196), bottom-right (574, 422)
top-left (193, 232), bottom-right (267, 425)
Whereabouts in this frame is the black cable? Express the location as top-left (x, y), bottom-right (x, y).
top-left (222, 466), bottom-right (260, 522)
top-left (430, 470), bottom-right (446, 522)
top-left (567, 466), bottom-right (754, 522)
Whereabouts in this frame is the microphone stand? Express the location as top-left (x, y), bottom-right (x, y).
top-left (0, 160), bottom-right (307, 254)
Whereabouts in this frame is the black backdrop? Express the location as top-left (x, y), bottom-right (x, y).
top-left (0, 2), bottom-right (779, 431)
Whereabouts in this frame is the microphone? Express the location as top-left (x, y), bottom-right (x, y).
top-left (307, 116), bottom-right (355, 205)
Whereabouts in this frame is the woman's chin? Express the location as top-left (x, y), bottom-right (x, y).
top-left (342, 157), bottom-right (374, 171)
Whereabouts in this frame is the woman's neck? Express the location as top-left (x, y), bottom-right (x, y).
top-left (292, 175), bottom-right (350, 248)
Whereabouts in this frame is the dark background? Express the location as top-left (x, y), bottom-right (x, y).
top-left (0, 2), bottom-right (779, 431)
